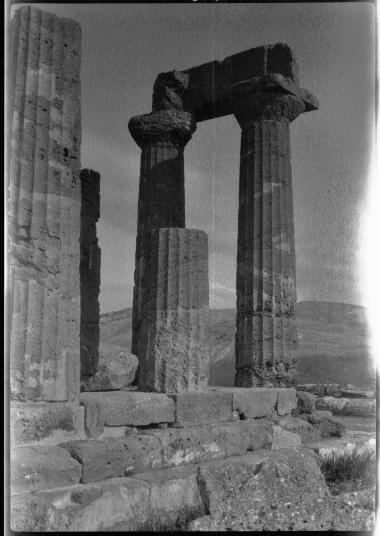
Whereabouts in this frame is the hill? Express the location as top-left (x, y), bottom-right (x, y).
top-left (100, 302), bottom-right (374, 388)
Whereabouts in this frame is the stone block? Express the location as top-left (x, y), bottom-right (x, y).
top-left (82, 353), bottom-right (138, 391)
top-left (170, 391), bottom-right (233, 425)
top-left (11, 445), bottom-right (82, 494)
top-left (10, 494), bottom-right (58, 531)
top-left (221, 387), bottom-right (278, 418)
top-left (315, 396), bottom-right (349, 415)
top-left (10, 401), bottom-right (83, 446)
top-left (80, 391), bottom-right (175, 427)
top-left (340, 389), bottom-right (375, 399)
top-left (296, 391), bottom-right (316, 414)
top-left (343, 399), bottom-right (376, 416)
top-left (303, 412), bottom-right (345, 439)
top-left (271, 425), bottom-right (301, 449)
top-left (81, 396), bottom-right (105, 439)
top-left (59, 436), bottom-right (163, 483)
top-left (276, 388), bottom-right (297, 415)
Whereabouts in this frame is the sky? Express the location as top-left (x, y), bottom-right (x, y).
top-left (13, 2), bottom-right (376, 313)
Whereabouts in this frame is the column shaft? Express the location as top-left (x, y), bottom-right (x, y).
top-left (235, 120), bottom-right (297, 386)
top-left (9, 6), bottom-right (81, 401)
top-left (138, 228), bottom-right (209, 393)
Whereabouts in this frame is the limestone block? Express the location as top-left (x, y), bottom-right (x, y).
top-left (11, 445), bottom-right (82, 494)
top-left (276, 388), bottom-right (297, 415)
top-left (275, 415), bottom-right (321, 444)
top-left (296, 391), bottom-right (316, 414)
top-left (302, 412), bottom-right (345, 439)
top-left (81, 396), bottom-right (105, 439)
top-left (343, 399), bottom-right (376, 416)
top-left (10, 401), bottom-right (83, 446)
top-left (80, 391), bottom-right (175, 427)
top-left (271, 425), bottom-right (301, 449)
top-left (170, 391), bottom-right (233, 425)
top-left (138, 228), bottom-right (209, 393)
top-left (59, 437), bottom-right (163, 483)
top-left (218, 387), bottom-right (278, 418)
top-left (340, 389), bottom-right (374, 399)
top-left (81, 353), bottom-right (138, 391)
top-left (315, 396), bottom-right (349, 415)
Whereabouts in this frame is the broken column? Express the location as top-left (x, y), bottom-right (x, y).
top-left (138, 228), bottom-right (209, 393)
top-left (128, 110), bottom-right (196, 358)
top-left (234, 87), bottom-right (311, 387)
top-left (8, 6), bottom-right (81, 400)
top-left (80, 169), bottom-right (101, 381)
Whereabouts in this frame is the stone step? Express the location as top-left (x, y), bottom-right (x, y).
top-left (11, 449), bottom-right (308, 532)
top-left (79, 387), bottom-right (297, 438)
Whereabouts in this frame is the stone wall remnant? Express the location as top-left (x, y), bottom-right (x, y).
top-left (138, 228), bottom-right (209, 393)
top-left (79, 169), bottom-right (101, 381)
top-left (9, 6), bottom-right (82, 401)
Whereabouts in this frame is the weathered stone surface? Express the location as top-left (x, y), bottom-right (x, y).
top-left (274, 415), bottom-right (322, 443)
top-left (11, 445), bottom-right (82, 493)
top-left (343, 398), bottom-right (376, 416)
top-left (129, 112), bottom-right (197, 362)
top-left (296, 391), bottom-right (316, 414)
top-left (81, 396), bottom-right (105, 439)
top-left (234, 114), bottom-right (301, 387)
top-left (10, 494), bottom-right (58, 531)
top-left (276, 387), bottom-right (297, 415)
top-left (301, 411), bottom-right (345, 439)
top-left (222, 387), bottom-right (277, 418)
top-left (60, 436), bottom-right (163, 483)
top-left (138, 228), bottom-right (210, 393)
top-left (9, 6), bottom-right (81, 401)
top-left (271, 425), bottom-right (301, 449)
top-left (80, 391), bottom-right (175, 427)
top-left (81, 352), bottom-right (138, 391)
top-left (80, 169), bottom-right (101, 380)
top-left (10, 401), bottom-right (84, 445)
top-left (170, 391), bottom-right (233, 425)
top-left (315, 396), bottom-right (349, 415)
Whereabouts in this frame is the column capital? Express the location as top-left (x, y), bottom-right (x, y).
top-left (233, 92), bottom-right (306, 128)
top-left (128, 110), bottom-right (196, 148)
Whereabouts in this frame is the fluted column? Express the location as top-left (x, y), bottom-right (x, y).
top-left (9, 6), bottom-right (81, 401)
top-left (80, 169), bottom-right (101, 381)
top-left (234, 93), bottom-right (305, 387)
top-left (138, 228), bottom-right (209, 393)
top-left (128, 110), bottom-right (196, 361)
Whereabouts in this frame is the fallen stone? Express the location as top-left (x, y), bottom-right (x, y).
top-left (11, 445), bottom-right (82, 494)
top-left (80, 391), bottom-right (175, 427)
top-left (340, 389), bottom-right (374, 399)
top-left (315, 396), bottom-right (349, 414)
top-left (271, 425), bottom-right (301, 449)
top-left (343, 398), bottom-right (376, 416)
top-left (274, 415), bottom-right (321, 443)
top-left (59, 436), bottom-right (163, 483)
top-left (188, 448), bottom-right (369, 531)
top-left (10, 402), bottom-right (83, 446)
top-left (276, 388), bottom-right (297, 415)
top-left (170, 391), bottom-right (233, 425)
top-left (297, 383), bottom-right (327, 396)
top-left (296, 391), bottom-right (316, 414)
top-left (301, 411), bottom-right (345, 438)
top-left (81, 353), bottom-right (138, 391)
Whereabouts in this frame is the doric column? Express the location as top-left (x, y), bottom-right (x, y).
top-left (8, 6), bottom-right (81, 401)
top-left (128, 110), bottom-right (196, 360)
top-left (234, 92), bottom-right (305, 387)
top-left (80, 169), bottom-right (101, 381)
top-left (138, 228), bottom-right (209, 393)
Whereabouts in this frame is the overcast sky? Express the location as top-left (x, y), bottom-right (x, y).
top-left (15, 2), bottom-right (375, 312)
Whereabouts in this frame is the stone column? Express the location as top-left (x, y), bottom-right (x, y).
top-left (138, 228), bottom-right (209, 393)
top-left (128, 110), bottom-right (196, 359)
top-left (79, 169), bottom-right (101, 381)
top-left (8, 6), bottom-right (81, 401)
top-left (234, 93), bottom-right (305, 387)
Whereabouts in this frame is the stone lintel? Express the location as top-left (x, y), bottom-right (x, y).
top-left (152, 43), bottom-right (318, 121)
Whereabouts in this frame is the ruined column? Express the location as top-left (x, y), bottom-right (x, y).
top-left (234, 92), bottom-right (306, 387)
top-left (138, 228), bottom-right (209, 393)
top-left (8, 6), bottom-right (81, 400)
top-left (128, 110), bottom-right (196, 359)
top-left (80, 169), bottom-right (101, 381)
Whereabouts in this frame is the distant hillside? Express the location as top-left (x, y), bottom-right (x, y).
top-left (100, 302), bottom-right (374, 388)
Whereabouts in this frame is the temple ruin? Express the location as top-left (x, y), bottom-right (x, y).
top-left (8, 6), bottom-right (328, 532)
